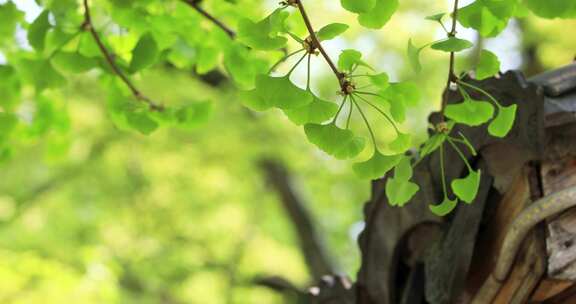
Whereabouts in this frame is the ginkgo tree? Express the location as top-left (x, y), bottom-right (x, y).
top-left (1, 0), bottom-right (575, 216)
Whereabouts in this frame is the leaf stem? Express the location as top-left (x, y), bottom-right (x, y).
top-left (269, 48), bottom-right (305, 74)
top-left (287, 53), bottom-right (308, 76)
top-left (440, 144), bottom-right (448, 197)
top-left (352, 96), bottom-right (377, 148)
top-left (331, 95), bottom-right (348, 124)
top-left (346, 98), bottom-right (354, 129)
top-left (457, 80), bottom-right (502, 107)
top-left (447, 137), bottom-right (473, 171)
top-left (82, 0), bottom-right (163, 111)
top-left (353, 93), bottom-right (400, 134)
top-left (306, 53), bottom-right (311, 90)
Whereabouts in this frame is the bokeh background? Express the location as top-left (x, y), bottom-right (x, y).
top-left (0, 0), bottom-right (575, 303)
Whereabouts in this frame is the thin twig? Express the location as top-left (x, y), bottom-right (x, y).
top-left (81, 0), bottom-right (163, 111)
top-left (440, 0), bottom-right (460, 117)
top-left (182, 0), bottom-right (236, 38)
top-left (294, 0), bottom-right (346, 91)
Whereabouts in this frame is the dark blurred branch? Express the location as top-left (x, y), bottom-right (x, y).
top-left (181, 0), bottom-right (236, 38)
top-left (82, 0), bottom-right (163, 111)
top-left (260, 159), bottom-right (337, 281)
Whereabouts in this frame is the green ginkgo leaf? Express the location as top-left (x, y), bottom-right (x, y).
top-left (175, 101), bottom-right (213, 130)
top-left (338, 49), bottom-right (371, 72)
top-left (386, 157), bottom-right (419, 206)
top-left (425, 13), bottom-right (445, 22)
top-left (357, 0), bottom-right (399, 29)
top-left (353, 151), bottom-right (402, 179)
top-left (524, 0), bottom-right (576, 19)
top-left (429, 197), bottom-right (458, 216)
top-left (381, 82), bottom-right (420, 107)
top-left (125, 111), bottom-right (158, 135)
top-left (368, 72), bottom-right (389, 90)
top-left (237, 9), bottom-right (289, 50)
top-left (407, 39), bottom-right (423, 72)
top-left (458, 1), bottom-right (513, 37)
top-left (340, 0), bottom-right (376, 13)
top-left (305, 123), bottom-right (365, 159)
top-left (431, 37), bottom-right (474, 52)
top-left (389, 132), bottom-right (411, 153)
top-left (476, 50), bottom-right (500, 80)
top-left (28, 10), bottom-right (51, 52)
top-left (488, 104), bottom-right (517, 138)
top-left (130, 33), bottom-right (159, 72)
top-left (242, 75), bottom-right (313, 111)
top-left (451, 170), bottom-right (481, 204)
top-left (284, 95), bottom-right (338, 125)
top-left (444, 99), bottom-right (495, 126)
top-left (51, 52), bottom-right (98, 73)
top-left (317, 23), bottom-right (349, 41)
top-left (420, 132), bottom-right (448, 158)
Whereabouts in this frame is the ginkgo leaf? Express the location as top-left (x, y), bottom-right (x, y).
top-left (340, 0), bottom-right (376, 14)
top-left (444, 99), bottom-right (495, 126)
top-left (451, 170), bottom-right (481, 204)
top-left (241, 75), bottom-right (313, 111)
top-left (425, 13), bottom-right (445, 22)
top-left (368, 73), bottom-right (389, 90)
top-left (353, 151), bottom-right (402, 179)
top-left (28, 10), bottom-right (51, 52)
top-left (284, 95), bottom-right (338, 125)
top-left (305, 123), bottom-right (365, 159)
top-left (51, 52), bottom-right (97, 73)
top-left (389, 132), bottom-right (411, 153)
top-left (386, 158), bottom-right (419, 206)
top-left (237, 9), bottom-right (289, 50)
top-left (488, 104), bottom-right (517, 138)
top-left (317, 23), bottom-right (349, 41)
top-left (458, 1), bottom-right (514, 37)
top-left (407, 39), bottom-right (423, 72)
top-left (381, 82), bottom-right (420, 107)
top-left (125, 111), bottom-right (158, 135)
top-left (524, 0), bottom-right (576, 19)
top-left (476, 50), bottom-right (500, 80)
top-left (429, 197), bottom-right (458, 216)
top-left (338, 49), bottom-right (371, 72)
top-left (420, 132), bottom-right (448, 158)
top-left (130, 33), bottom-right (159, 72)
top-left (431, 37), bottom-right (474, 52)
top-left (357, 0), bottom-right (399, 29)
top-left (175, 102), bottom-right (213, 130)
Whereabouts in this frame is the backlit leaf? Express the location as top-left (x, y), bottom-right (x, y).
top-left (407, 39), bottom-right (423, 72)
top-left (476, 50), bottom-right (500, 80)
top-left (284, 95), bottom-right (338, 125)
top-left (340, 0), bottom-right (376, 13)
top-left (357, 0), bottom-right (399, 29)
top-left (28, 10), bottom-right (51, 52)
top-left (317, 23), bottom-right (349, 41)
top-left (242, 75), bottom-right (313, 111)
top-left (237, 9), bottom-right (289, 50)
top-left (431, 37), bottom-right (474, 52)
top-left (305, 123), bottom-right (365, 159)
top-left (130, 33), bottom-right (159, 72)
top-left (353, 151), bottom-right (402, 179)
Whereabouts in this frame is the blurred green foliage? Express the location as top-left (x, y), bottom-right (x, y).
top-left (0, 0), bottom-right (574, 303)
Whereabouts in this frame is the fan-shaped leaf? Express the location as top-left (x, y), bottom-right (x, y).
top-left (451, 170), bottom-right (481, 204)
top-left (317, 23), bottom-right (349, 41)
top-left (488, 104), bottom-right (517, 138)
top-left (242, 75), bottom-right (313, 111)
top-left (476, 50), bottom-right (500, 80)
top-left (444, 99), bottom-right (495, 126)
top-left (305, 123), bottom-right (365, 159)
top-left (353, 151), bottom-right (402, 179)
top-left (429, 197), bottom-right (458, 216)
top-left (431, 37), bottom-right (473, 52)
top-left (284, 95), bottom-right (338, 125)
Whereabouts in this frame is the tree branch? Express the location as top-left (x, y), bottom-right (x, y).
top-left (294, 0), bottom-right (347, 92)
top-left (260, 159), bottom-right (337, 281)
top-left (81, 0), bottom-right (163, 111)
top-left (182, 0), bottom-right (236, 39)
top-left (441, 0), bottom-right (460, 117)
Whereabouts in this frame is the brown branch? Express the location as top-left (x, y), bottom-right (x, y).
top-left (260, 159), bottom-right (337, 281)
top-left (441, 0), bottom-right (460, 117)
top-left (81, 0), bottom-right (163, 111)
top-left (294, 0), bottom-right (347, 92)
top-left (182, 0), bottom-right (236, 39)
